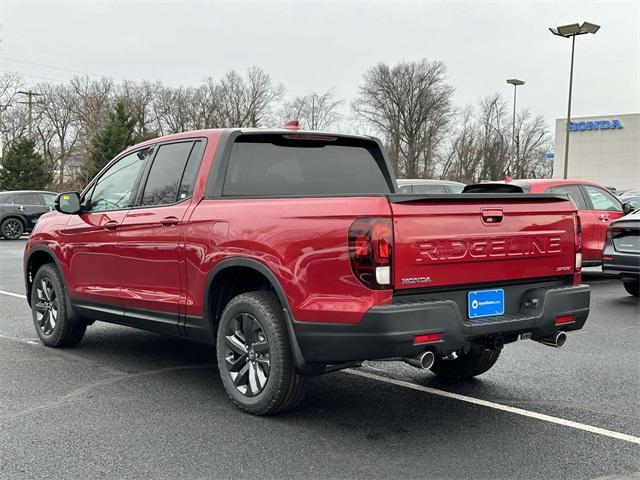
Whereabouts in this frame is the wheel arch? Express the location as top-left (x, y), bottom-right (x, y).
top-left (204, 258), bottom-right (311, 373)
top-left (1, 214), bottom-right (28, 233)
top-left (25, 245), bottom-right (67, 306)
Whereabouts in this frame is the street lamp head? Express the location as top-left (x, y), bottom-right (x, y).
top-left (579, 22), bottom-right (601, 34)
top-left (506, 79), bottom-right (525, 86)
top-left (550, 23), bottom-right (582, 37)
top-left (549, 21), bottom-right (600, 37)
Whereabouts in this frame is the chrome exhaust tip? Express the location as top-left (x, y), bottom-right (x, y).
top-left (536, 331), bottom-right (567, 348)
top-left (403, 351), bottom-right (435, 370)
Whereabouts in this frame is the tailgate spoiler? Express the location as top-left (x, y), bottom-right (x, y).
top-left (387, 193), bottom-right (571, 204)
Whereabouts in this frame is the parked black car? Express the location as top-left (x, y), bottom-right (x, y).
top-left (0, 190), bottom-right (57, 240)
top-left (602, 209), bottom-right (640, 297)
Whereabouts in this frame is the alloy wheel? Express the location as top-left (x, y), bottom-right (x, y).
top-left (223, 313), bottom-right (271, 397)
top-left (34, 278), bottom-right (58, 335)
top-left (3, 220), bottom-right (22, 239)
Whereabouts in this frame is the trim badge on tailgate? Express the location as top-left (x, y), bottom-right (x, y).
top-left (401, 276), bottom-right (432, 285)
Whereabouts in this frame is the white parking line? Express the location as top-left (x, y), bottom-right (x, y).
top-left (0, 290), bottom-right (26, 300)
top-left (346, 368), bottom-right (640, 446)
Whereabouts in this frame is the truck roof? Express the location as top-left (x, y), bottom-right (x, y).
top-left (124, 128), bottom-right (375, 155)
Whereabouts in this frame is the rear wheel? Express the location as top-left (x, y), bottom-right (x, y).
top-left (31, 264), bottom-right (86, 347)
top-left (1, 218), bottom-right (24, 240)
top-left (216, 291), bottom-right (307, 415)
top-left (430, 349), bottom-right (501, 380)
top-left (623, 279), bottom-right (639, 297)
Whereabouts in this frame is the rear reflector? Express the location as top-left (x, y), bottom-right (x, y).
top-left (414, 332), bottom-right (442, 345)
top-left (555, 315), bottom-right (574, 325)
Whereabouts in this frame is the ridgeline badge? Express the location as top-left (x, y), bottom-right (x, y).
top-left (568, 119), bottom-right (623, 132)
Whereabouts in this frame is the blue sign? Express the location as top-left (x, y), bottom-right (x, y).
top-left (468, 289), bottom-right (505, 319)
top-left (544, 152), bottom-right (555, 159)
top-left (568, 119), bottom-right (623, 132)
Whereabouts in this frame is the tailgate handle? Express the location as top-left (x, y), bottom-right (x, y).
top-left (481, 209), bottom-right (503, 224)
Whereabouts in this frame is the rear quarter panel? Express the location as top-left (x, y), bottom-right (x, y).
top-left (184, 196), bottom-right (393, 324)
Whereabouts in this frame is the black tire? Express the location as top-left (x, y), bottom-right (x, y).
top-left (430, 349), bottom-right (501, 380)
top-left (623, 280), bottom-right (639, 297)
top-left (216, 291), bottom-right (307, 415)
top-left (30, 264), bottom-right (86, 347)
top-left (1, 217), bottom-right (24, 240)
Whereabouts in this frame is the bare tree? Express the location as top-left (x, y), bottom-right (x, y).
top-left (477, 94), bottom-right (510, 181)
top-left (34, 83), bottom-right (81, 186)
top-left (441, 105), bottom-right (482, 183)
top-left (118, 80), bottom-right (161, 138)
top-left (0, 73), bottom-right (26, 155)
top-left (509, 110), bottom-right (551, 178)
top-left (281, 89), bottom-right (343, 130)
top-left (442, 94), bottom-right (551, 182)
top-left (217, 67), bottom-right (284, 127)
top-left (352, 59), bottom-right (454, 178)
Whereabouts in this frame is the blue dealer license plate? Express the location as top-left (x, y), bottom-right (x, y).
top-left (468, 289), bottom-right (505, 319)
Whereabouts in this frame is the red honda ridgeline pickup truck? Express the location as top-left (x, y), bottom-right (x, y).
top-left (24, 128), bottom-right (590, 415)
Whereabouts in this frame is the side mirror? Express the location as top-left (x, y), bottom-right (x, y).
top-left (623, 202), bottom-right (634, 214)
top-left (55, 192), bottom-right (82, 214)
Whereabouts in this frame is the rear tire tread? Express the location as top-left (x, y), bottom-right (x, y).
top-left (430, 348), bottom-right (501, 380)
top-left (623, 280), bottom-right (639, 297)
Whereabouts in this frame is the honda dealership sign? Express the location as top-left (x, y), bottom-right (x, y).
top-left (568, 119), bottom-right (623, 131)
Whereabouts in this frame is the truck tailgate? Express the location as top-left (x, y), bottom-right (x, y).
top-left (389, 194), bottom-right (577, 290)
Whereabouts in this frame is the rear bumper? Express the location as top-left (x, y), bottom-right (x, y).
top-left (602, 253), bottom-right (640, 280)
top-left (294, 284), bottom-right (590, 364)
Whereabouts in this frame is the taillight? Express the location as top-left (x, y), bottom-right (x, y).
top-left (349, 217), bottom-right (393, 289)
top-left (573, 213), bottom-right (582, 272)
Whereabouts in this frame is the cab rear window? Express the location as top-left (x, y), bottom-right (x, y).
top-left (222, 135), bottom-right (391, 197)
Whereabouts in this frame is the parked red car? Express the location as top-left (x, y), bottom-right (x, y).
top-left (465, 179), bottom-right (633, 265)
top-left (24, 128), bottom-right (590, 415)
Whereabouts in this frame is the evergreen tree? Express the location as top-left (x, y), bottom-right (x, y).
top-left (83, 101), bottom-right (138, 182)
top-left (0, 138), bottom-right (53, 190)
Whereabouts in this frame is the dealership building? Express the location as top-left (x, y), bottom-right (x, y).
top-left (552, 113), bottom-right (639, 190)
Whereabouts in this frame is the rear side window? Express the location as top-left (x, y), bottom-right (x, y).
top-left (547, 185), bottom-right (588, 210)
top-left (141, 141), bottom-right (195, 206)
top-left (177, 140), bottom-right (204, 201)
top-left (0, 193), bottom-right (15, 203)
top-left (16, 193), bottom-right (42, 205)
top-left (222, 136), bottom-right (391, 196)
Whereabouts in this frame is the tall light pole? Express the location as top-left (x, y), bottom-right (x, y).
top-left (17, 90), bottom-right (44, 138)
top-left (506, 79), bottom-right (525, 173)
top-left (549, 21), bottom-right (600, 179)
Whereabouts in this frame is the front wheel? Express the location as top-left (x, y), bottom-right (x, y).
top-left (430, 349), bottom-right (501, 380)
top-left (216, 291), bottom-right (307, 415)
top-left (31, 264), bottom-right (86, 347)
top-left (623, 279), bottom-right (639, 297)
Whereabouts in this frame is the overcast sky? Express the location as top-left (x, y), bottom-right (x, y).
top-left (1, 0), bottom-right (638, 137)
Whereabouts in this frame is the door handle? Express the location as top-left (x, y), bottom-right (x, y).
top-left (160, 216), bottom-right (179, 227)
top-left (481, 208), bottom-right (503, 224)
top-left (103, 220), bottom-right (119, 230)
top-left (599, 214), bottom-right (609, 222)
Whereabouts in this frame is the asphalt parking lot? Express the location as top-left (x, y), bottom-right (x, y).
top-left (0, 239), bottom-right (638, 479)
